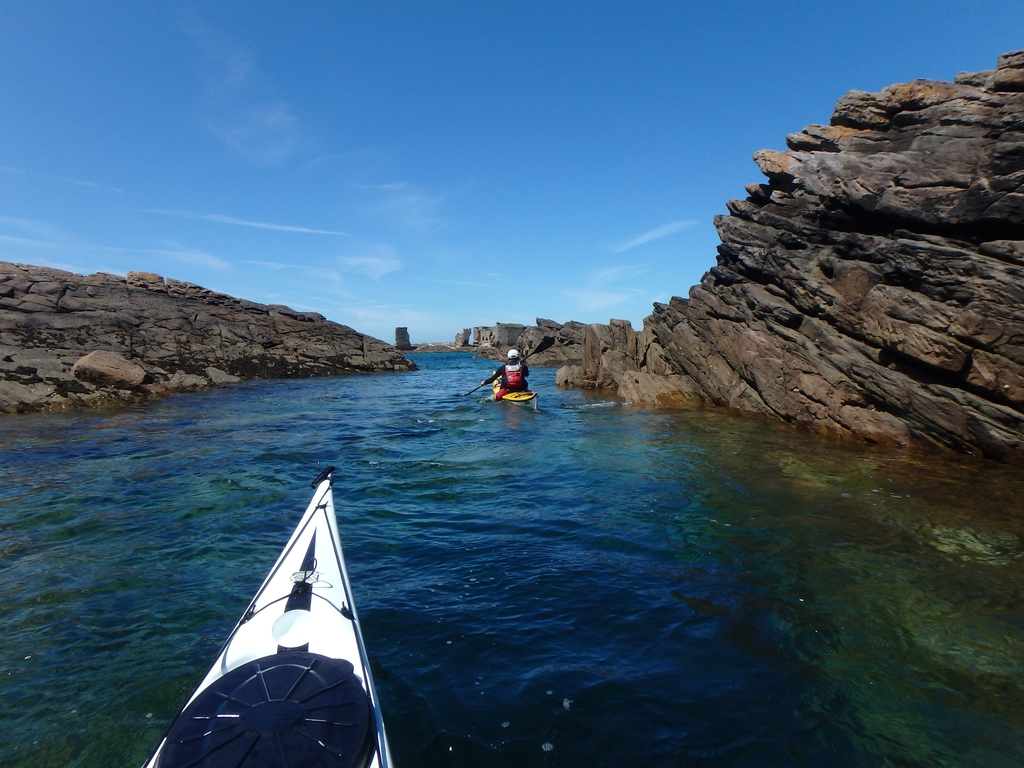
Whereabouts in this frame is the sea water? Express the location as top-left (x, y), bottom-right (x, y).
top-left (1, 352), bottom-right (1022, 767)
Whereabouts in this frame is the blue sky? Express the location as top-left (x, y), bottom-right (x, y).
top-left (1, 2), bottom-right (1020, 343)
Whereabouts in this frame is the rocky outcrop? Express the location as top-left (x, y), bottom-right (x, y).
top-left (562, 50), bottom-right (1024, 465)
top-left (0, 262), bottom-right (416, 414)
top-left (473, 319), bottom-right (584, 366)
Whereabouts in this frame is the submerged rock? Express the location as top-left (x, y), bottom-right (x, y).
top-left (565, 49), bottom-right (1024, 465)
top-left (0, 262), bottom-right (416, 414)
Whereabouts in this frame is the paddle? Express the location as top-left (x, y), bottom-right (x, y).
top-left (519, 336), bottom-right (555, 362)
top-left (454, 336), bottom-right (556, 396)
top-left (455, 382), bottom-right (488, 397)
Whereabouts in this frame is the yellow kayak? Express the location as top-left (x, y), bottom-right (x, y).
top-left (493, 382), bottom-right (538, 410)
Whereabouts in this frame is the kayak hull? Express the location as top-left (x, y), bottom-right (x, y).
top-left (492, 382), bottom-right (539, 410)
top-left (144, 470), bottom-right (391, 768)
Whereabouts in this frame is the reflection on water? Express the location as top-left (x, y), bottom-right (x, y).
top-left (0, 353), bottom-right (1022, 767)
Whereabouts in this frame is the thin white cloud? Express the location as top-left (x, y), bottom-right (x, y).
top-left (0, 166), bottom-right (124, 196)
top-left (563, 288), bottom-right (634, 312)
top-left (342, 257), bottom-right (403, 281)
top-left (0, 216), bottom-right (93, 256)
top-left (300, 147), bottom-right (392, 173)
top-left (358, 182), bottom-right (450, 235)
top-left (592, 263), bottom-right (651, 284)
top-left (243, 260), bottom-right (299, 270)
top-left (105, 242), bottom-right (230, 271)
top-left (59, 176), bottom-right (124, 196)
top-left (334, 302), bottom-right (435, 327)
top-left (0, 214), bottom-right (68, 240)
top-left (612, 220), bottom-right (696, 253)
top-left (339, 243), bottom-right (402, 279)
top-left (303, 153), bottom-right (350, 171)
top-left (152, 249), bottom-right (228, 271)
top-left (0, 234), bottom-right (57, 248)
top-left (412, 276), bottom-right (495, 289)
top-left (0, 212), bottom-right (229, 273)
top-left (299, 267), bottom-right (353, 297)
top-left (246, 269), bottom-right (356, 308)
top-left (342, 256), bottom-right (402, 279)
top-left (184, 18), bottom-right (304, 164)
top-left (141, 209), bottom-right (348, 236)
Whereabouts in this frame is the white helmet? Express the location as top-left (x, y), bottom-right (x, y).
top-left (507, 349), bottom-right (520, 360)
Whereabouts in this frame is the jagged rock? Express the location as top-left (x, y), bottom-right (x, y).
top-left (0, 262), bottom-right (416, 414)
top-left (205, 367), bottom-right (242, 385)
top-left (568, 49), bottom-right (1024, 465)
top-left (581, 320), bottom-right (637, 389)
top-left (72, 351), bottom-right (149, 388)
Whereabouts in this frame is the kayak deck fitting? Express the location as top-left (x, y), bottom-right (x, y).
top-left (144, 467), bottom-right (391, 768)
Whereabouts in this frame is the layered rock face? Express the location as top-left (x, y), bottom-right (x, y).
top-left (0, 263), bottom-right (415, 413)
top-left (571, 50), bottom-right (1024, 464)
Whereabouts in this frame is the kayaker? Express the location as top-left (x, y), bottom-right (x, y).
top-left (482, 349), bottom-right (529, 401)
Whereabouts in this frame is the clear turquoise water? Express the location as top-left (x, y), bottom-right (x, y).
top-left (1, 352), bottom-right (1023, 767)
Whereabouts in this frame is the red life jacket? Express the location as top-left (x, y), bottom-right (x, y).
top-left (504, 363), bottom-right (524, 389)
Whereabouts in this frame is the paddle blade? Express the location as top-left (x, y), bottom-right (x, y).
top-left (524, 336), bottom-right (556, 359)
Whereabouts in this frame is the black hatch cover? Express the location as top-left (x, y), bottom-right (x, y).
top-left (158, 651), bottom-right (373, 768)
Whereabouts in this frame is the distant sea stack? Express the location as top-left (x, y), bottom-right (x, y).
top-left (556, 50), bottom-right (1024, 465)
top-left (389, 326), bottom-right (475, 353)
top-left (0, 262), bottom-right (416, 414)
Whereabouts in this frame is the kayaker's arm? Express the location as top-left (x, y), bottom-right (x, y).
top-left (481, 367), bottom-right (502, 386)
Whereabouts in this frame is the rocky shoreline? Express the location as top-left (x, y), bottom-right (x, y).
top-left (0, 263), bottom-right (415, 414)
top-left (492, 50), bottom-right (1024, 465)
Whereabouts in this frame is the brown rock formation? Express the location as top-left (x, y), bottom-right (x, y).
top-left (71, 350), bottom-right (149, 388)
top-left (0, 262), bottom-right (416, 414)
top-left (564, 50), bottom-right (1024, 465)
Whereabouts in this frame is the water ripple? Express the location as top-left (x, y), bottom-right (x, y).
top-left (1, 353), bottom-right (1023, 767)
